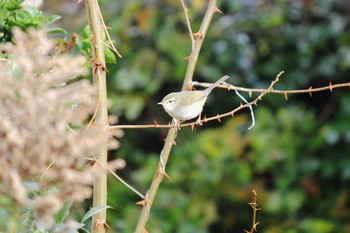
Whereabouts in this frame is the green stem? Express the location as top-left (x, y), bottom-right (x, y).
top-left (134, 1), bottom-right (217, 232)
top-left (85, 1), bottom-right (108, 233)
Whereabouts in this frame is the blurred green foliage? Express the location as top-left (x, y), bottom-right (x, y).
top-left (0, 0), bottom-right (62, 42)
top-left (92, 0), bottom-right (350, 233)
top-left (5, 0), bottom-right (349, 232)
top-left (97, 1), bottom-right (350, 232)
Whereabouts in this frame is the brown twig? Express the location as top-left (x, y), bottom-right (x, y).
top-left (244, 190), bottom-right (260, 233)
top-left (180, 0), bottom-right (195, 52)
top-left (108, 168), bottom-right (145, 199)
top-left (95, 2), bottom-right (122, 58)
top-left (193, 71), bottom-right (283, 124)
top-left (193, 80), bottom-right (350, 99)
top-left (108, 73), bottom-right (350, 133)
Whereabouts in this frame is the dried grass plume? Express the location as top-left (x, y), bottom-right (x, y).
top-left (0, 28), bottom-right (104, 228)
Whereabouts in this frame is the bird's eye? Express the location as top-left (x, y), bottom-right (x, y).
top-left (167, 98), bottom-right (175, 104)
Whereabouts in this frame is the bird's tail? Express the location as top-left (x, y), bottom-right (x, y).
top-left (203, 75), bottom-right (229, 95)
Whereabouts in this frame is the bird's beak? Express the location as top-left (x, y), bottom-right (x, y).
top-left (157, 101), bottom-right (163, 105)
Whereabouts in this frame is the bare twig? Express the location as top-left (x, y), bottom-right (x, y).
top-left (244, 190), bottom-right (260, 233)
top-left (194, 71), bottom-right (283, 124)
top-left (180, 0), bottom-right (195, 52)
top-left (108, 169), bottom-right (145, 199)
top-left (108, 73), bottom-right (350, 133)
top-left (193, 80), bottom-right (350, 99)
top-left (95, 2), bottom-right (122, 58)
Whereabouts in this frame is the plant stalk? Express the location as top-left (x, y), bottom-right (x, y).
top-left (85, 0), bottom-right (108, 232)
top-left (134, 1), bottom-right (217, 232)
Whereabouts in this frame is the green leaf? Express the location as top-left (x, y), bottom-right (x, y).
top-left (43, 14), bottom-right (61, 26)
top-left (83, 25), bottom-right (90, 38)
top-left (75, 36), bottom-right (91, 56)
top-left (47, 27), bottom-right (67, 35)
top-left (55, 199), bottom-right (73, 224)
top-left (104, 46), bottom-right (117, 64)
top-left (81, 205), bottom-right (112, 223)
top-left (11, 6), bottom-right (44, 28)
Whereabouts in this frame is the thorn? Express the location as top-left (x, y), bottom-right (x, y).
top-left (258, 96), bottom-right (262, 100)
top-left (239, 102), bottom-right (243, 106)
top-left (254, 222), bottom-right (260, 230)
top-left (329, 81), bottom-right (333, 92)
top-left (217, 114), bottom-right (221, 123)
top-left (105, 222), bottom-right (112, 229)
top-left (284, 92), bottom-right (288, 101)
top-left (309, 86), bottom-right (313, 97)
top-left (249, 202), bottom-right (259, 208)
top-left (183, 55), bottom-right (191, 60)
top-left (249, 91), bottom-right (252, 98)
top-left (172, 140), bottom-right (177, 146)
top-left (214, 6), bottom-right (224, 14)
top-left (230, 111), bottom-right (234, 117)
top-left (85, 157), bottom-right (99, 168)
top-left (193, 32), bottom-right (203, 39)
top-left (161, 170), bottom-right (171, 180)
top-left (203, 115), bottom-right (207, 123)
top-left (136, 199), bottom-right (147, 206)
top-left (153, 120), bottom-right (159, 127)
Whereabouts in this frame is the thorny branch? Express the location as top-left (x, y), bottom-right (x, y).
top-left (244, 190), bottom-right (260, 233)
top-left (180, 0), bottom-right (195, 52)
top-left (108, 73), bottom-right (350, 133)
top-left (94, 0), bottom-right (122, 58)
top-left (181, 0), bottom-right (195, 52)
top-left (134, 1), bottom-right (220, 232)
top-left (193, 80), bottom-right (350, 100)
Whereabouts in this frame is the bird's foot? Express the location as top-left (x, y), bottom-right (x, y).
top-left (195, 115), bottom-right (203, 126)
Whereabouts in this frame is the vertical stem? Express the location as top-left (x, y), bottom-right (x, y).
top-left (134, 1), bottom-right (217, 232)
top-left (134, 128), bottom-right (177, 233)
top-left (85, 1), bottom-right (108, 233)
top-left (181, 0), bottom-right (218, 90)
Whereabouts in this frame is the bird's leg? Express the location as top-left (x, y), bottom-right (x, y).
top-left (173, 119), bottom-right (181, 130)
top-left (196, 113), bottom-right (203, 125)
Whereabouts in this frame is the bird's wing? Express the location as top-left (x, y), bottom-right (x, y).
top-left (189, 91), bottom-right (208, 103)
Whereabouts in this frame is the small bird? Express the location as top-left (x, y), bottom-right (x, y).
top-left (158, 75), bottom-right (229, 128)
